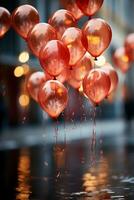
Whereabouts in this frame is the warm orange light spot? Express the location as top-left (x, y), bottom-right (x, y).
top-left (65, 19), bottom-right (72, 25)
top-left (121, 55), bottom-right (129, 62)
top-left (57, 88), bottom-right (63, 96)
top-left (67, 44), bottom-right (72, 49)
top-left (87, 35), bottom-right (100, 45)
top-left (14, 66), bottom-right (24, 77)
top-left (19, 94), bottom-right (30, 107)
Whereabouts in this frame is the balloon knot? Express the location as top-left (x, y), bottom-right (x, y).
top-left (94, 57), bottom-right (98, 61)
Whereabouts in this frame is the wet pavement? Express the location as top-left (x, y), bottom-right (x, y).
top-left (0, 120), bottom-right (134, 200)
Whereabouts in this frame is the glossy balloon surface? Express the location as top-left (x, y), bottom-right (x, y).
top-left (38, 80), bottom-right (68, 118)
top-left (39, 40), bottom-right (70, 76)
top-left (101, 63), bottom-right (118, 95)
top-left (48, 9), bottom-right (76, 39)
top-left (62, 27), bottom-right (87, 65)
top-left (113, 47), bottom-right (129, 73)
top-left (0, 7), bottom-right (11, 38)
top-left (28, 23), bottom-right (57, 57)
top-left (83, 68), bottom-right (111, 105)
top-left (12, 5), bottom-right (39, 39)
top-left (71, 52), bottom-right (94, 81)
top-left (76, 0), bottom-right (104, 16)
top-left (27, 71), bottom-right (51, 102)
top-left (125, 33), bottom-right (134, 61)
top-left (60, 0), bottom-right (84, 20)
top-left (83, 18), bottom-right (112, 58)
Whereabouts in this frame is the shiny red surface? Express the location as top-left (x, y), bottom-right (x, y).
top-left (113, 47), bottom-right (130, 73)
top-left (101, 63), bottom-right (118, 95)
top-left (27, 23), bottom-right (57, 57)
top-left (38, 80), bottom-right (68, 118)
top-left (62, 27), bottom-right (87, 66)
top-left (83, 18), bottom-right (112, 58)
top-left (39, 40), bottom-right (70, 77)
top-left (71, 52), bottom-right (94, 81)
top-left (27, 71), bottom-right (51, 102)
top-left (48, 9), bottom-right (76, 39)
top-left (60, 0), bottom-right (84, 20)
top-left (12, 5), bottom-right (39, 39)
top-left (83, 68), bottom-right (111, 105)
top-left (0, 7), bottom-right (11, 38)
top-left (125, 33), bottom-right (134, 62)
top-left (76, 0), bottom-right (104, 16)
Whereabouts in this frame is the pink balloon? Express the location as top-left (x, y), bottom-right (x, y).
top-left (83, 68), bottom-right (111, 105)
top-left (38, 80), bottom-right (68, 118)
top-left (71, 52), bottom-right (94, 81)
top-left (12, 5), bottom-right (39, 39)
top-left (61, 27), bottom-right (87, 65)
top-left (48, 9), bottom-right (76, 39)
top-left (0, 7), bottom-right (11, 38)
top-left (101, 63), bottom-right (118, 95)
top-left (27, 23), bottom-right (57, 57)
top-left (39, 40), bottom-right (70, 76)
top-left (113, 47), bottom-right (130, 73)
top-left (27, 71), bottom-right (51, 102)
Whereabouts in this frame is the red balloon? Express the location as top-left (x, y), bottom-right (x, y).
top-left (61, 27), bottom-right (87, 65)
top-left (48, 9), bottom-right (76, 39)
top-left (76, 0), bottom-right (104, 16)
top-left (39, 40), bottom-right (70, 77)
top-left (113, 47), bottom-right (130, 73)
top-left (60, 0), bottom-right (84, 20)
top-left (38, 80), bottom-right (68, 118)
top-left (12, 5), bottom-right (39, 40)
top-left (124, 33), bottom-right (134, 61)
top-left (83, 18), bottom-right (112, 58)
top-left (71, 52), bottom-right (94, 81)
top-left (27, 23), bottom-right (57, 57)
top-left (101, 63), bottom-right (118, 95)
top-left (0, 7), bottom-right (11, 38)
top-left (27, 71), bottom-right (51, 102)
top-left (56, 68), bottom-right (69, 83)
top-left (83, 68), bottom-right (111, 105)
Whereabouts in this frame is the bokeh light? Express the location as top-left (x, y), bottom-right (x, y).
top-left (14, 66), bottom-right (24, 77)
top-left (95, 55), bottom-right (106, 67)
top-left (19, 51), bottom-right (29, 63)
top-left (19, 94), bottom-right (30, 107)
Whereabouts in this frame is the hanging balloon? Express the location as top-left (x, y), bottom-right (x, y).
top-left (38, 80), bottom-right (68, 118)
top-left (76, 0), bottom-right (104, 16)
top-left (71, 52), bottom-right (94, 81)
top-left (113, 47), bottom-right (130, 73)
top-left (60, 0), bottom-right (84, 20)
top-left (83, 68), bottom-right (111, 105)
top-left (56, 68), bottom-right (69, 83)
top-left (39, 40), bottom-right (70, 77)
top-left (12, 5), bottom-right (39, 40)
top-left (27, 71), bottom-right (52, 102)
top-left (48, 9), bottom-right (76, 39)
top-left (0, 7), bottom-right (11, 38)
top-left (61, 27), bottom-right (87, 65)
top-left (101, 63), bottom-right (118, 95)
top-left (27, 23), bottom-right (57, 57)
top-left (82, 18), bottom-right (112, 59)
top-left (124, 33), bottom-right (134, 61)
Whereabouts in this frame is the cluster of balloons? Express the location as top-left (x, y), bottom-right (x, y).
top-left (0, 1), bottom-right (119, 118)
top-left (113, 33), bottom-right (134, 73)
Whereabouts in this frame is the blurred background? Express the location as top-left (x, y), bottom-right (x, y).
top-left (1, 0), bottom-right (134, 199)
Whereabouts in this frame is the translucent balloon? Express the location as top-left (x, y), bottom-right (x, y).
top-left (12, 5), bottom-right (39, 39)
top-left (48, 9), bottom-right (76, 39)
top-left (124, 33), bottom-right (134, 61)
top-left (71, 52), bottom-right (94, 81)
top-left (113, 47), bottom-right (130, 73)
top-left (38, 80), bottom-right (68, 118)
top-left (27, 23), bottom-right (57, 57)
top-left (39, 40), bottom-right (70, 76)
top-left (76, 0), bottom-right (104, 16)
top-left (61, 27), bottom-right (87, 65)
top-left (60, 0), bottom-right (84, 20)
top-left (83, 68), bottom-right (111, 105)
top-left (0, 7), bottom-right (11, 38)
top-left (27, 71), bottom-right (51, 102)
top-left (101, 63), bottom-right (118, 95)
top-left (83, 18), bottom-right (112, 58)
